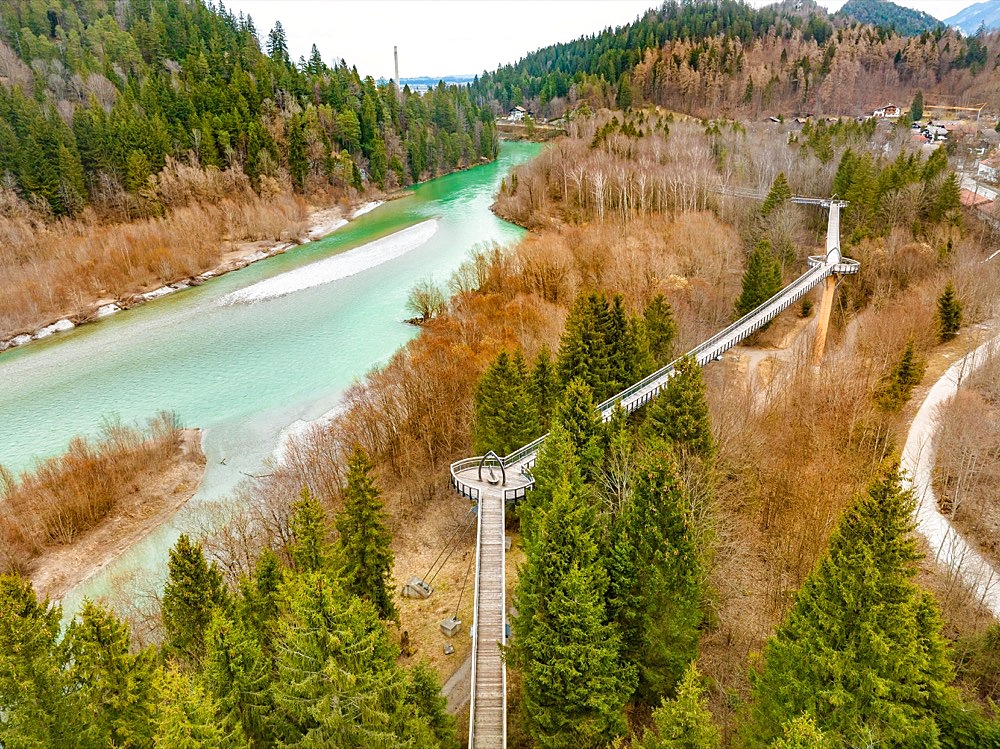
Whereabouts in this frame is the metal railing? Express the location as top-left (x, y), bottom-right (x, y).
top-left (449, 254), bottom-right (858, 497)
top-left (467, 491), bottom-right (485, 749)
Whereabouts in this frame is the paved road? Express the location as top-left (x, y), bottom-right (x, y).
top-left (901, 333), bottom-right (1000, 617)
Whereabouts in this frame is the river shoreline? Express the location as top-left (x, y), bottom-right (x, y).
top-left (0, 197), bottom-right (389, 356)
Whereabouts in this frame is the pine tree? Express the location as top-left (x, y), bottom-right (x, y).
top-left (616, 73), bottom-right (632, 110)
top-left (530, 346), bottom-right (559, 431)
top-left (612, 445), bottom-right (703, 703)
top-left (0, 575), bottom-right (79, 747)
top-left (265, 21), bottom-right (288, 64)
top-left (336, 446), bottom-right (397, 622)
top-left (271, 574), bottom-right (411, 746)
top-left (202, 611), bottom-right (274, 745)
top-left (936, 281), bottom-right (962, 342)
top-left (875, 339), bottom-right (925, 412)
top-left (929, 174), bottom-right (961, 224)
top-left (768, 715), bottom-right (831, 749)
top-left (557, 291), bottom-right (614, 400)
top-left (405, 661), bottom-right (460, 749)
top-left (473, 349), bottom-right (539, 456)
top-left (554, 379), bottom-right (604, 481)
top-left (743, 468), bottom-right (954, 748)
top-left (64, 600), bottom-right (156, 748)
top-left (644, 294), bottom-right (679, 368)
top-left (761, 172), bottom-right (792, 216)
top-left (511, 452), bottom-right (634, 748)
top-left (645, 355), bottom-right (715, 459)
top-left (153, 668), bottom-right (246, 748)
top-left (289, 487), bottom-right (330, 574)
top-left (238, 548), bottom-right (282, 645)
top-left (909, 91), bottom-right (924, 123)
top-left (161, 534), bottom-right (230, 665)
top-left (735, 238), bottom-right (783, 318)
top-left (287, 115), bottom-right (308, 192)
top-left (634, 664), bottom-right (720, 749)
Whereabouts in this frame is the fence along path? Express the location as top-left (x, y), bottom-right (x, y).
top-left (451, 199), bottom-right (857, 749)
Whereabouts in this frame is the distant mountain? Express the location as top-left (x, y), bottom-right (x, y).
top-left (401, 75), bottom-right (477, 87)
top-left (838, 0), bottom-right (942, 35)
top-left (946, 0), bottom-right (1000, 34)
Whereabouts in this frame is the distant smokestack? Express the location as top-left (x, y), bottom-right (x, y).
top-left (394, 46), bottom-right (399, 86)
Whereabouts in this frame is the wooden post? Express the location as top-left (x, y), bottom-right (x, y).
top-left (812, 273), bottom-right (838, 365)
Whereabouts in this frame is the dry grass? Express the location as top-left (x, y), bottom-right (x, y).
top-left (0, 165), bottom-right (310, 339)
top-left (0, 412), bottom-right (185, 574)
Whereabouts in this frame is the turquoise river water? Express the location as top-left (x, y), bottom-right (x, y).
top-left (0, 141), bottom-right (540, 612)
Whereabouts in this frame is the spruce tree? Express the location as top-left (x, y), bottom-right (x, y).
top-left (634, 664), bottom-right (720, 749)
top-left (743, 468), bottom-right (954, 748)
top-left (936, 281), bottom-right (962, 342)
top-left (238, 548), bottom-right (282, 646)
top-left (65, 600), bottom-right (156, 748)
top-left (161, 534), bottom-right (231, 665)
top-left (762, 172), bottom-right (792, 216)
top-left (554, 379), bottom-right (604, 479)
top-left (613, 444), bottom-right (703, 703)
top-left (202, 611), bottom-right (274, 746)
top-left (735, 238), bottom-right (783, 318)
top-left (0, 575), bottom-right (79, 747)
top-left (336, 447), bottom-right (397, 622)
top-left (511, 452), bottom-right (634, 748)
top-left (530, 345), bottom-right (559, 431)
top-left (557, 291), bottom-right (614, 400)
top-left (645, 355), bottom-right (715, 459)
top-left (875, 339), bottom-right (925, 412)
top-left (289, 487), bottom-right (330, 574)
top-left (271, 574), bottom-right (412, 746)
top-left (405, 661), bottom-right (460, 749)
top-left (153, 668), bottom-right (246, 748)
top-left (769, 715), bottom-right (831, 749)
top-left (644, 294), bottom-right (679, 368)
top-left (909, 91), bottom-right (924, 123)
top-left (473, 349), bottom-right (539, 456)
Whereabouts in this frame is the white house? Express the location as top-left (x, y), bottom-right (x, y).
top-left (508, 105), bottom-right (528, 121)
top-left (872, 104), bottom-right (901, 119)
top-left (978, 156), bottom-right (1000, 182)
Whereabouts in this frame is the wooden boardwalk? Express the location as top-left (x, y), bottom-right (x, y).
top-left (450, 199), bottom-right (857, 749)
top-left (469, 487), bottom-right (506, 748)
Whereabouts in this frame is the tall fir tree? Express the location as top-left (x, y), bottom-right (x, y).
top-left (554, 378), bottom-right (604, 480)
top-left (768, 715), bottom-right (831, 749)
top-left (238, 547), bottom-right (283, 647)
top-left (153, 667), bottom-right (247, 749)
top-left (161, 534), bottom-right (231, 665)
top-left (645, 355), bottom-right (715, 459)
top-left (761, 172), bottom-right (792, 216)
top-left (405, 661), bottom-right (460, 749)
top-left (64, 600), bottom-right (156, 748)
top-left (644, 294), bottom-right (679, 368)
top-left (530, 345), bottom-right (559, 431)
top-left (289, 487), bottom-right (331, 574)
top-left (613, 444), bottom-right (703, 703)
top-left (735, 238), bottom-right (783, 318)
top-left (511, 443), bottom-right (634, 748)
top-left (473, 349), bottom-right (540, 456)
top-left (336, 446), bottom-right (397, 622)
top-left (875, 339), bottom-right (925, 412)
top-left (557, 291), bottom-right (614, 400)
top-left (936, 281), bottom-right (962, 342)
top-left (0, 575), bottom-right (79, 747)
top-left (743, 468), bottom-right (954, 748)
top-left (634, 663), bottom-right (720, 749)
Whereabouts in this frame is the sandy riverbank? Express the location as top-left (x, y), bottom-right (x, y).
top-left (0, 198), bottom-right (385, 355)
top-left (27, 428), bottom-right (206, 603)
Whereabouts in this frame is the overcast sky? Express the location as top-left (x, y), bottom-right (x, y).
top-left (222, 0), bottom-right (980, 81)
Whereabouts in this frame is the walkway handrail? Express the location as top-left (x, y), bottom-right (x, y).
top-left (449, 255), bottom-right (859, 495)
top-left (467, 492), bottom-right (485, 748)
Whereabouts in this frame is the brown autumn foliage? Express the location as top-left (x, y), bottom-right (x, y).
top-left (0, 160), bottom-right (313, 340)
top-left (193, 118), bottom-right (1000, 728)
top-left (0, 412), bottom-right (184, 575)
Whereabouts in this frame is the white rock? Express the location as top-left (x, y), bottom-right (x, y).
top-left (141, 286), bottom-right (175, 301)
top-left (96, 303), bottom-right (121, 318)
top-left (10, 334), bottom-right (32, 346)
top-left (33, 319), bottom-right (73, 339)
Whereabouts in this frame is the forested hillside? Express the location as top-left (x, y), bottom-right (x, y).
top-left (838, 0), bottom-right (942, 36)
top-left (0, 0), bottom-right (496, 219)
top-left (470, 0), bottom-right (994, 119)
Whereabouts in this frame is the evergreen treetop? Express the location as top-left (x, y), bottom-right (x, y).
top-left (645, 355), bottom-right (715, 459)
top-left (936, 281), bottom-right (962, 343)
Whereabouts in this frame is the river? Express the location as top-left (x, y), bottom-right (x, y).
top-left (0, 141), bottom-right (540, 612)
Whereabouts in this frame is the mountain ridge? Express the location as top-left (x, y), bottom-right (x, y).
top-left (946, 0), bottom-right (1000, 34)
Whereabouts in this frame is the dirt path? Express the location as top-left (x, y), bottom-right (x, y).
top-left (27, 429), bottom-right (206, 603)
top-left (901, 328), bottom-right (1000, 618)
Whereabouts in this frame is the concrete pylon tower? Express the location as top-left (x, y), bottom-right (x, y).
top-left (811, 202), bottom-right (842, 365)
top-left (394, 46), bottom-right (399, 86)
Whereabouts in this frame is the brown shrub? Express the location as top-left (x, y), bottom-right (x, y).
top-left (0, 412), bottom-right (183, 573)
